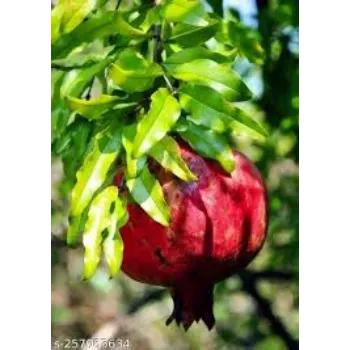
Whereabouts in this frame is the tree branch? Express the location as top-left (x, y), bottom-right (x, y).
top-left (241, 269), bottom-right (296, 281)
top-left (127, 288), bottom-right (166, 314)
top-left (152, 25), bottom-right (162, 63)
top-left (239, 272), bottom-right (299, 350)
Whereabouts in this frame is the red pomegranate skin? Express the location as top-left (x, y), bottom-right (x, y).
top-left (118, 141), bottom-right (268, 330)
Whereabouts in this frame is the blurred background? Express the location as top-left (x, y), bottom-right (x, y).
top-left (51, 0), bottom-right (299, 349)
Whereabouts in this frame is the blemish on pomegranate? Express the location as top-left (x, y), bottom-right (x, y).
top-left (154, 248), bottom-right (170, 266)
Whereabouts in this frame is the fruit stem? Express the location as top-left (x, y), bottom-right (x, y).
top-left (152, 25), bottom-right (162, 63)
top-left (152, 24), bottom-right (176, 94)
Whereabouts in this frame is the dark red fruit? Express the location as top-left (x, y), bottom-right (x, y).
top-left (117, 142), bottom-right (268, 330)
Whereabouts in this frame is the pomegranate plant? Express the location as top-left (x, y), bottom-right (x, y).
top-left (51, 0), bottom-right (268, 330)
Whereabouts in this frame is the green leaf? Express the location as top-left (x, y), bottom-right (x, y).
top-left (51, 3), bottom-right (66, 44)
top-left (59, 118), bottom-right (93, 181)
top-left (164, 0), bottom-right (208, 26)
top-left (52, 12), bottom-right (145, 59)
top-left (140, 6), bottom-right (162, 31)
top-left (126, 166), bottom-right (170, 227)
top-left (109, 49), bottom-right (163, 93)
top-left (52, 41), bottom-right (114, 69)
top-left (217, 20), bottom-right (265, 65)
top-left (82, 186), bottom-right (118, 279)
top-left (165, 47), bottom-right (232, 65)
top-left (55, 116), bottom-right (92, 157)
top-left (179, 85), bottom-right (267, 137)
top-left (148, 136), bottom-right (197, 182)
top-left (164, 59), bottom-right (252, 102)
top-left (51, 70), bottom-right (71, 140)
top-left (67, 213), bottom-right (87, 246)
top-left (52, 104), bottom-right (71, 142)
top-left (177, 120), bottom-right (235, 173)
top-left (133, 88), bottom-right (181, 157)
top-left (52, 70), bottom-right (65, 100)
top-left (206, 0), bottom-right (223, 16)
top-left (169, 21), bottom-right (219, 47)
top-left (60, 0), bottom-right (97, 35)
top-left (103, 194), bottom-right (128, 278)
top-left (61, 57), bottom-right (112, 97)
top-left (67, 94), bottom-right (120, 119)
top-left (122, 124), bottom-right (147, 178)
top-left (70, 125), bottom-right (122, 217)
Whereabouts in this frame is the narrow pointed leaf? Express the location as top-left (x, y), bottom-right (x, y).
top-left (164, 59), bottom-right (252, 102)
top-left (51, 70), bottom-right (71, 140)
top-left (67, 94), bottom-right (120, 119)
top-left (51, 3), bottom-right (66, 43)
top-left (103, 194), bottom-right (128, 278)
top-left (179, 85), bottom-right (267, 137)
top-left (60, 0), bottom-right (97, 35)
top-left (70, 126), bottom-right (122, 217)
top-left (122, 124), bottom-right (147, 178)
top-left (103, 227), bottom-right (124, 278)
top-left (109, 49), bottom-right (163, 93)
top-left (148, 136), bottom-right (197, 181)
top-left (164, 0), bottom-right (208, 26)
top-left (52, 42), bottom-right (114, 69)
top-left (133, 88), bottom-right (181, 158)
top-left (169, 21), bottom-right (219, 47)
top-left (177, 120), bottom-right (235, 173)
top-left (217, 20), bottom-right (265, 65)
top-left (231, 108), bottom-right (268, 140)
top-left (140, 6), bottom-right (162, 31)
top-left (116, 198), bottom-right (129, 230)
top-left (61, 57), bottom-right (113, 97)
top-left (52, 12), bottom-right (145, 59)
top-left (126, 166), bottom-right (170, 227)
top-left (83, 186), bottom-right (118, 279)
top-left (165, 47), bottom-right (232, 65)
top-left (67, 212), bottom-right (87, 246)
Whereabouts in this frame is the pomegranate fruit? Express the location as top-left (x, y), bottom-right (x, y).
top-left (117, 141), bottom-right (268, 330)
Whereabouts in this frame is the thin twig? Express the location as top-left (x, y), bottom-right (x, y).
top-left (115, 0), bottom-right (122, 10)
top-left (152, 25), bottom-right (162, 63)
top-left (162, 67), bottom-right (176, 94)
top-left (240, 272), bottom-right (299, 350)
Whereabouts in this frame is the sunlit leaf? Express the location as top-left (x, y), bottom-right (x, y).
top-left (126, 166), bottom-right (170, 227)
top-left (165, 47), bottom-right (232, 65)
top-left (169, 21), bottom-right (219, 47)
top-left (122, 124), bottom-right (147, 178)
top-left (109, 49), bottom-right (163, 93)
top-left (60, 57), bottom-right (112, 97)
top-left (164, 0), bottom-right (208, 26)
top-left (148, 136), bottom-right (197, 182)
top-left (52, 12), bottom-right (145, 59)
top-left (164, 59), bottom-right (252, 102)
top-left (66, 209), bottom-right (89, 247)
top-left (67, 94), bottom-right (120, 119)
top-left (51, 3), bottom-right (66, 43)
top-left (179, 85), bottom-right (267, 137)
top-left (133, 88), bottom-right (181, 157)
top-left (177, 120), bottom-right (235, 173)
top-left (103, 194), bottom-right (128, 278)
top-left (52, 42), bottom-right (114, 69)
top-left (60, 0), bottom-right (97, 35)
top-left (82, 186), bottom-right (118, 279)
top-left (70, 125), bottom-right (122, 217)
